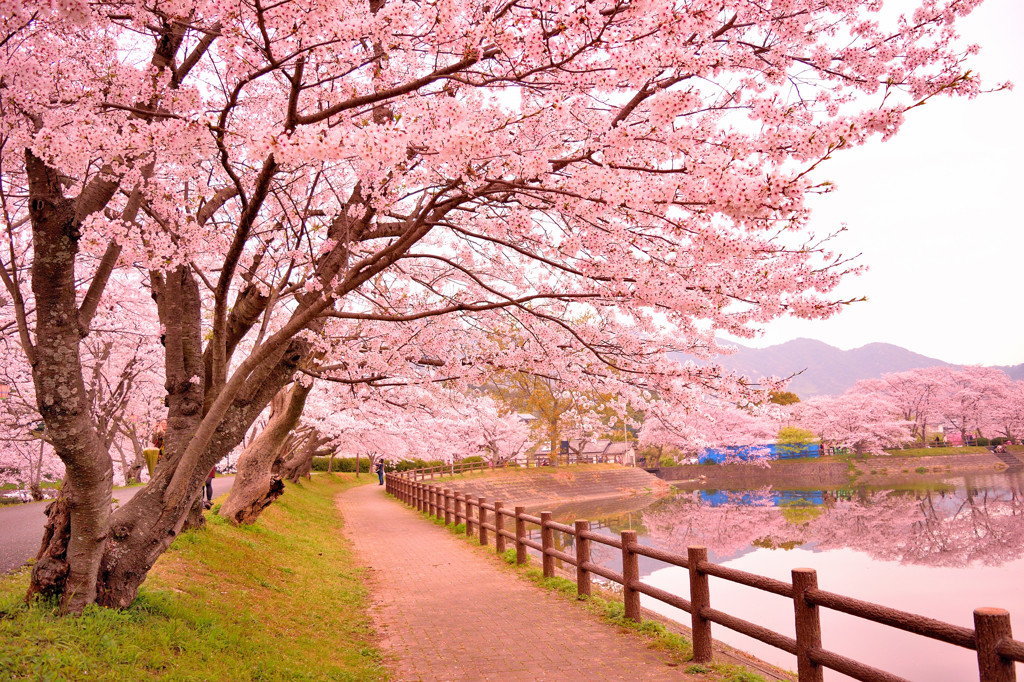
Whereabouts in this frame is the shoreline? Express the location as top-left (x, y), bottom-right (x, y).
top-left (651, 451), bottom-right (1014, 490)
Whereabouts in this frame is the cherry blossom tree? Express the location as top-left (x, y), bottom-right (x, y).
top-left (795, 392), bottom-right (911, 455)
top-left (640, 399), bottom-right (780, 464)
top-left (931, 366), bottom-right (1011, 442)
top-left (851, 367), bottom-right (947, 444)
top-left (454, 397), bottom-right (532, 466)
top-left (992, 381), bottom-right (1024, 443)
top-left (0, 0), bottom-right (996, 613)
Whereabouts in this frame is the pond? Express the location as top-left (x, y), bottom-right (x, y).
top-left (531, 470), bottom-right (1024, 681)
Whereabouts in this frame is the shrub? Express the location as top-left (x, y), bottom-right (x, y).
top-left (976, 437), bottom-right (990, 447)
top-left (311, 456), bottom-right (370, 473)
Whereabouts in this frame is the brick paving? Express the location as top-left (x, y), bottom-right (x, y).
top-left (336, 482), bottom-right (702, 682)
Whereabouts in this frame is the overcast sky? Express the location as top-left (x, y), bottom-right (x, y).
top-left (723, 0), bottom-right (1024, 367)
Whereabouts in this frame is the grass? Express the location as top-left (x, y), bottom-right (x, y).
top-left (0, 474), bottom-right (385, 682)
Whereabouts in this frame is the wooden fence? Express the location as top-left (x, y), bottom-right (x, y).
top-left (399, 452), bottom-right (628, 477)
top-left (386, 468), bottom-right (1023, 682)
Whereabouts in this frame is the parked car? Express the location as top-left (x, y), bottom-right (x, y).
top-left (1, 489), bottom-right (33, 502)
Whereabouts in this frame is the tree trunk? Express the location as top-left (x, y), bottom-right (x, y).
top-left (24, 150), bottom-right (117, 614)
top-left (180, 495), bottom-right (206, 532)
top-left (218, 382), bottom-right (312, 525)
top-left (28, 483), bottom-right (73, 600)
top-left (279, 431), bottom-right (329, 484)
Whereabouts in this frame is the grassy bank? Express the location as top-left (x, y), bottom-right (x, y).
top-left (0, 474), bottom-right (385, 681)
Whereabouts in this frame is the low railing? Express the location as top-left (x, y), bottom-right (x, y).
top-left (385, 471), bottom-right (1023, 682)
top-left (397, 453), bottom-right (631, 480)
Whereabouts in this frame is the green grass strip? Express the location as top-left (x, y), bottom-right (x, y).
top-left (0, 474), bottom-right (385, 682)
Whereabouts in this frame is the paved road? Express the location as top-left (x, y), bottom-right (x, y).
top-left (0, 476), bottom-right (234, 575)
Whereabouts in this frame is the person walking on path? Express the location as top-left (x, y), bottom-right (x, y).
top-left (374, 459), bottom-right (385, 486)
top-left (336, 483), bottom-right (705, 682)
top-left (204, 467), bottom-right (216, 509)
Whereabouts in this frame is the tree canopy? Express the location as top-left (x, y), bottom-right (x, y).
top-left (0, 0), bottom-right (995, 612)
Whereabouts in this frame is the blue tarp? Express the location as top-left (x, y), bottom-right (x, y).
top-left (698, 443), bottom-right (820, 464)
top-left (699, 489), bottom-right (825, 507)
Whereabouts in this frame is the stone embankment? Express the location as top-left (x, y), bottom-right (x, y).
top-left (655, 451), bottom-right (1009, 489)
top-left (656, 459), bottom-right (850, 488)
top-left (846, 451), bottom-right (1012, 486)
top-left (438, 465), bottom-right (670, 509)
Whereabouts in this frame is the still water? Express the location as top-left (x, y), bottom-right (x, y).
top-left (535, 470), bottom-right (1024, 681)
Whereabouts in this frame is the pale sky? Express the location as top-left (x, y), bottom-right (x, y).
top-left (725, 0), bottom-right (1024, 367)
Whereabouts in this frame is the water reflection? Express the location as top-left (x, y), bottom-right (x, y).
top-left (533, 471), bottom-right (1024, 681)
top-left (641, 471), bottom-right (1024, 568)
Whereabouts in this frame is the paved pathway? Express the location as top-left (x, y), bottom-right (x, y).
top-left (337, 483), bottom-right (701, 682)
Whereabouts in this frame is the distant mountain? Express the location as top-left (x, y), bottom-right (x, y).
top-left (995, 364), bottom-right (1024, 382)
top-left (674, 338), bottom-right (1023, 398)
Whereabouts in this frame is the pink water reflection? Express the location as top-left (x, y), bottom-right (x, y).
top-left (575, 473), bottom-right (1024, 681)
top-left (643, 547), bottom-right (1024, 681)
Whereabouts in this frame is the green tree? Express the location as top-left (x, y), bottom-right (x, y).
top-left (769, 391), bottom-right (801, 406)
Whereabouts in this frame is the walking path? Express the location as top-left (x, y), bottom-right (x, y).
top-left (336, 482), bottom-right (702, 682)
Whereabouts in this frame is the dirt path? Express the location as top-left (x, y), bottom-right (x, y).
top-left (336, 482), bottom-right (702, 682)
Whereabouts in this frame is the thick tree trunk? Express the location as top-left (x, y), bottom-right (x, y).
top-left (219, 382), bottom-right (312, 525)
top-left (25, 150), bottom-right (116, 614)
top-left (59, 338), bottom-right (304, 609)
top-left (181, 495), bottom-right (206, 532)
top-left (28, 484), bottom-right (73, 600)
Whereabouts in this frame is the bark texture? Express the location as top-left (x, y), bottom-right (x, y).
top-left (218, 381), bottom-right (312, 524)
top-left (26, 150), bottom-right (116, 613)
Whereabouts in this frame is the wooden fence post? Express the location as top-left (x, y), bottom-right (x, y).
top-left (494, 502), bottom-right (506, 554)
top-left (688, 546), bottom-right (713, 664)
top-left (443, 489), bottom-right (452, 525)
top-left (478, 497), bottom-right (488, 546)
top-left (621, 530), bottom-right (640, 622)
top-left (975, 607), bottom-right (1016, 682)
top-left (541, 511), bottom-right (554, 578)
top-left (515, 506), bottom-right (528, 565)
top-left (575, 520), bottom-right (591, 598)
top-left (455, 493), bottom-right (464, 527)
top-left (793, 568), bottom-right (824, 682)
top-left (435, 487), bottom-right (443, 520)
top-left (466, 497), bottom-right (474, 537)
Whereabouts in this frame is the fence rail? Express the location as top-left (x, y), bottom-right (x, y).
top-left (396, 453), bottom-right (629, 480)
top-left (385, 467), bottom-right (1022, 682)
